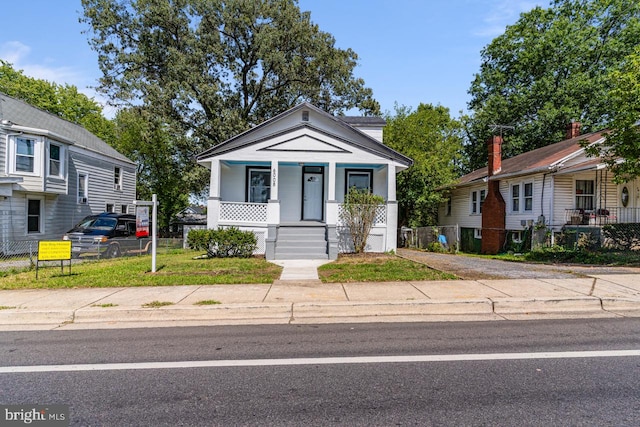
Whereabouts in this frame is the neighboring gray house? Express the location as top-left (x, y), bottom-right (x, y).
top-left (0, 93), bottom-right (136, 246)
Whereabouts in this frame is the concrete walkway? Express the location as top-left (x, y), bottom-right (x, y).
top-left (1, 268), bottom-right (639, 330)
top-left (272, 259), bottom-right (332, 281)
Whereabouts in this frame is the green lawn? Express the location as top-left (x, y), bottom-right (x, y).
top-left (0, 250), bottom-right (458, 289)
top-left (0, 250), bottom-right (282, 290)
top-left (318, 253), bottom-right (457, 283)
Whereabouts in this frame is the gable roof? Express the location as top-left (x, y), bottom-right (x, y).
top-left (196, 102), bottom-right (412, 166)
top-left (454, 130), bottom-right (607, 187)
top-left (0, 92), bottom-right (134, 165)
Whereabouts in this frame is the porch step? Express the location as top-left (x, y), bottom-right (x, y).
top-left (275, 226), bottom-right (328, 260)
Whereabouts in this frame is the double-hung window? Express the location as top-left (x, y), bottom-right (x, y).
top-left (15, 137), bottom-right (37, 174)
top-left (512, 184), bottom-right (520, 212)
top-left (511, 182), bottom-right (533, 213)
top-left (48, 143), bottom-right (62, 177)
top-left (27, 199), bottom-right (42, 234)
top-left (78, 173), bottom-right (88, 204)
top-left (114, 167), bottom-right (122, 190)
top-left (575, 180), bottom-right (595, 210)
top-left (524, 182), bottom-right (533, 211)
top-left (470, 189), bottom-right (485, 214)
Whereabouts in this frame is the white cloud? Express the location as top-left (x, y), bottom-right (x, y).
top-left (0, 41), bottom-right (31, 64)
top-left (1, 41), bottom-right (83, 85)
top-left (0, 41), bottom-right (115, 117)
top-left (474, 0), bottom-right (548, 38)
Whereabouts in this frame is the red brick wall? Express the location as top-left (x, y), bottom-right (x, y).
top-left (482, 135), bottom-right (506, 254)
top-left (481, 180), bottom-right (506, 254)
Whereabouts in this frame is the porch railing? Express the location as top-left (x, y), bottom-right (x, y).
top-left (337, 204), bottom-right (387, 226)
top-left (564, 207), bottom-right (640, 226)
top-left (220, 202), bottom-right (268, 223)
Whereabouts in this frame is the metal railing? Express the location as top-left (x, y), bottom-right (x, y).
top-left (565, 207), bottom-right (640, 226)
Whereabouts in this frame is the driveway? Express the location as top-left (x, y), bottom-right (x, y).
top-left (397, 248), bottom-right (640, 280)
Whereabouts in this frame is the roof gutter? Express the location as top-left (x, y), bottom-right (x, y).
top-left (0, 122), bottom-right (75, 145)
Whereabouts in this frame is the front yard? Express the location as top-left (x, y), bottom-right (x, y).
top-left (0, 250), bottom-right (456, 290)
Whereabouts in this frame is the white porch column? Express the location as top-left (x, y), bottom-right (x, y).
top-left (386, 163), bottom-right (396, 202)
top-left (386, 164), bottom-right (398, 252)
top-left (207, 159), bottom-right (221, 229)
top-left (267, 160), bottom-right (280, 224)
top-left (326, 161), bottom-right (339, 259)
top-left (326, 161), bottom-right (338, 224)
top-left (266, 160), bottom-right (280, 259)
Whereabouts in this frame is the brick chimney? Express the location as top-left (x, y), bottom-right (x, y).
top-left (566, 121), bottom-right (581, 139)
top-left (487, 135), bottom-right (503, 176)
top-left (481, 135), bottom-right (506, 254)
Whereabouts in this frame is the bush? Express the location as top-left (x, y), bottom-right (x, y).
top-left (187, 227), bottom-right (257, 258)
top-left (340, 188), bottom-right (384, 253)
top-left (602, 223), bottom-right (640, 251)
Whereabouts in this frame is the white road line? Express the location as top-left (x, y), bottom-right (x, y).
top-left (2, 350), bottom-right (639, 374)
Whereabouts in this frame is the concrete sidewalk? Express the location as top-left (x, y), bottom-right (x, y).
top-left (1, 272), bottom-right (640, 330)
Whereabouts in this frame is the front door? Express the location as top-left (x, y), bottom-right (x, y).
top-left (302, 166), bottom-right (324, 221)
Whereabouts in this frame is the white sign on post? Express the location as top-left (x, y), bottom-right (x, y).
top-left (136, 206), bottom-right (150, 238)
top-left (133, 194), bottom-right (158, 273)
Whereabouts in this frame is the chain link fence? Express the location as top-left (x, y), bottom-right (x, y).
top-left (0, 238), bottom-right (184, 274)
top-left (398, 225), bottom-right (459, 252)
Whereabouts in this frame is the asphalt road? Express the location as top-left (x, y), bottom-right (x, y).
top-left (2, 319), bottom-right (640, 426)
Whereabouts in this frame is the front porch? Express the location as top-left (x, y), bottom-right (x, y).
top-left (564, 207), bottom-right (640, 226)
top-left (209, 199), bottom-right (391, 259)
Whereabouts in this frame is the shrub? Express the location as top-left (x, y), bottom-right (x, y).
top-left (187, 227), bottom-right (257, 258)
top-left (602, 223), bottom-right (640, 251)
top-left (340, 188), bottom-right (384, 253)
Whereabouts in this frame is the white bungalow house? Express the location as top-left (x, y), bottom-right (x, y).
top-left (196, 103), bottom-right (413, 260)
top-left (438, 123), bottom-right (640, 253)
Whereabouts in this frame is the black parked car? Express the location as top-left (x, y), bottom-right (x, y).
top-left (63, 213), bottom-right (152, 258)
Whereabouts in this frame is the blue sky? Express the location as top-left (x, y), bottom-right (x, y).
top-left (1, 0), bottom-right (547, 118)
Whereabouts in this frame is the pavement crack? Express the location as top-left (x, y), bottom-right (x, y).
top-left (263, 283), bottom-right (273, 303)
top-left (177, 285), bottom-right (201, 304)
top-left (288, 303), bottom-right (295, 324)
top-left (589, 278), bottom-right (597, 296)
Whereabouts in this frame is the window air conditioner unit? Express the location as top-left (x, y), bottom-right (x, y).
top-left (78, 197), bottom-right (88, 204)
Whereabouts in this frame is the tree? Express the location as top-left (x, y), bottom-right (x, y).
top-left (112, 107), bottom-right (190, 229)
top-left (0, 60), bottom-right (115, 144)
top-left (80, 0), bottom-right (380, 195)
top-left (384, 104), bottom-right (463, 227)
top-left (465, 0), bottom-right (640, 172)
top-left (340, 188), bottom-right (384, 254)
top-left (586, 46), bottom-right (640, 181)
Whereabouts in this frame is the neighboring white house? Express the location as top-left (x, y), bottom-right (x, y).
top-left (0, 92), bottom-right (137, 248)
top-left (439, 123), bottom-right (640, 253)
top-left (196, 102), bottom-right (413, 260)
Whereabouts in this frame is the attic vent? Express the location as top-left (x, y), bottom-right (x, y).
top-left (302, 110), bottom-right (309, 121)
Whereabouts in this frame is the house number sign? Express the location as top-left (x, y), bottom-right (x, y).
top-left (272, 168), bottom-right (277, 187)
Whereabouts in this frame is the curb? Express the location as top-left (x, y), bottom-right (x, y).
top-left (0, 310), bottom-right (74, 325)
top-left (492, 296), bottom-right (603, 314)
top-left (1, 296), bottom-right (639, 329)
top-left (292, 300), bottom-right (493, 320)
top-left (73, 304), bottom-right (293, 323)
